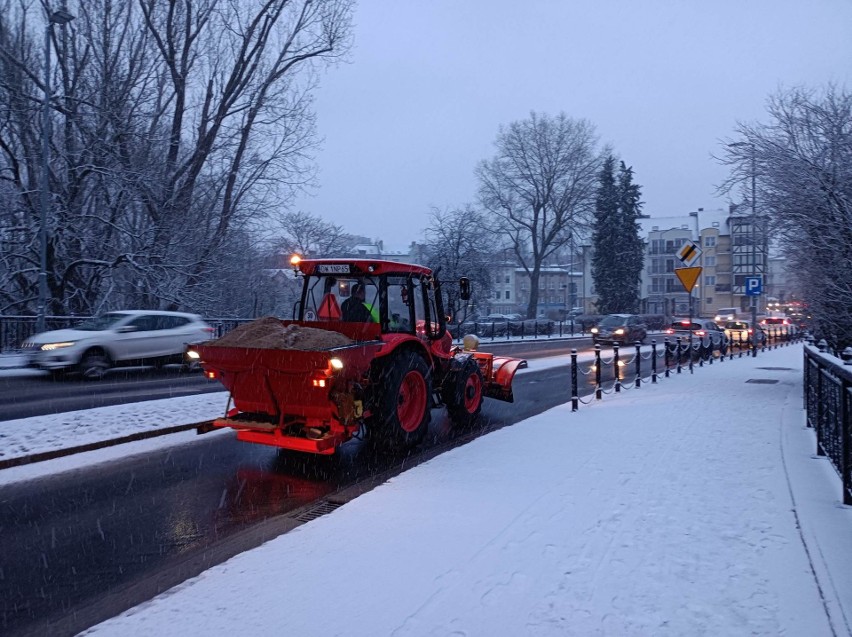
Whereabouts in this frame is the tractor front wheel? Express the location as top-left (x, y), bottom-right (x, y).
top-left (443, 357), bottom-right (484, 428)
top-left (371, 352), bottom-right (431, 451)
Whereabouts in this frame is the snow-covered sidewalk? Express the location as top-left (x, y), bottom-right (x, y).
top-left (70, 343), bottom-right (852, 637)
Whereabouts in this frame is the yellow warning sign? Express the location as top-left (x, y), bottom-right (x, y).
top-left (675, 266), bottom-right (702, 293)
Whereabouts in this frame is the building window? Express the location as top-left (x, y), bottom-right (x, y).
top-left (495, 291), bottom-right (500, 299)
top-left (704, 256), bottom-right (716, 267)
top-left (704, 236), bottom-right (716, 247)
top-left (505, 291), bottom-right (510, 300)
top-left (706, 297), bottom-right (713, 304)
top-left (704, 275), bottom-right (716, 286)
top-left (505, 276), bottom-right (510, 284)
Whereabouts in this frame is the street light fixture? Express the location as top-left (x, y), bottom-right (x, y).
top-left (729, 141), bottom-right (759, 357)
top-left (37, 8), bottom-right (75, 333)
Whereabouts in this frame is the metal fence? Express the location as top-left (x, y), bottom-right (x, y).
top-left (1, 314), bottom-right (588, 352)
top-left (803, 341), bottom-right (852, 505)
top-left (448, 319), bottom-right (586, 341)
top-left (0, 315), bottom-right (254, 352)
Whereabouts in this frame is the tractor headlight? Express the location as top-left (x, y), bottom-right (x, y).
top-left (186, 350), bottom-right (200, 360)
top-left (329, 357), bottom-right (344, 370)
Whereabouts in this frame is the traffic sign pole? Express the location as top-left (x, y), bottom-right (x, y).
top-left (744, 276), bottom-right (763, 358)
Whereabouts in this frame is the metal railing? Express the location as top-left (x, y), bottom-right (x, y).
top-left (803, 340), bottom-right (852, 505)
top-left (0, 315), bottom-right (254, 352)
top-left (2, 314), bottom-right (587, 352)
top-left (448, 319), bottom-right (585, 341)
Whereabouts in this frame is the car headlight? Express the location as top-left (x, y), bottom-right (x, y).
top-left (614, 328), bottom-right (625, 335)
top-left (590, 327), bottom-right (598, 334)
top-left (40, 341), bottom-right (76, 351)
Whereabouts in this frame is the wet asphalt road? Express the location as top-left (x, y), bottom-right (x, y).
top-left (0, 366), bottom-right (226, 422)
top-left (0, 338), bottom-right (591, 422)
top-left (1, 337), bottom-right (640, 636)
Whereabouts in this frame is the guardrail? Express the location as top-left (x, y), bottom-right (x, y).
top-left (0, 315), bottom-right (254, 352)
top-left (803, 339), bottom-right (852, 505)
top-left (449, 319), bottom-right (586, 341)
top-left (2, 315), bottom-right (584, 352)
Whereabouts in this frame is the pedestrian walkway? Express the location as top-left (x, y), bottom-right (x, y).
top-left (84, 342), bottom-right (852, 637)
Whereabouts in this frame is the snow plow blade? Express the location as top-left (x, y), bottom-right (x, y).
top-left (470, 352), bottom-right (525, 403)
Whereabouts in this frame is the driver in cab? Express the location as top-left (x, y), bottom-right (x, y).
top-left (341, 283), bottom-right (378, 323)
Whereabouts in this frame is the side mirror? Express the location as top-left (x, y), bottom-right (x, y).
top-left (459, 277), bottom-right (471, 301)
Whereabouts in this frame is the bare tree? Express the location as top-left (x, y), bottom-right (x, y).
top-left (276, 210), bottom-right (355, 257)
top-left (719, 85), bottom-right (852, 348)
top-left (476, 111), bottom-right (601, 319)
top-left (0, 0), bottom-right (353, 316)
top-left (423, 205), bottom-right (494, 320)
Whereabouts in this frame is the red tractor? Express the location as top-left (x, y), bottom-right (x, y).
top-left (190, 258), bottom-right (526, 455)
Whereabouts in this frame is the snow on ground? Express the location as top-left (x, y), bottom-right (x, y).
top-left (27, 342), bottom-right (839, 637)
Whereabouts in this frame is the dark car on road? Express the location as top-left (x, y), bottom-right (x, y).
top-left (478, 314), bottom-right (511, 337)
top-left (521, 317), bottom-right (556, 335)
top-left (591, 314), bottom-right (647, 345)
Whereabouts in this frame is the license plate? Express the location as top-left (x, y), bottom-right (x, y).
top-left (317, 264), bottom-right (351, 274)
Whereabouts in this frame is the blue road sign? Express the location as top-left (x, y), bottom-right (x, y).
top-left (745, 276), bottom-right (763, 296)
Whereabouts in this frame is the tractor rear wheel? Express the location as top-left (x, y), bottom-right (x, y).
top-left (371, 352), bottom-right (431, 451)
top-left (443, 356), bottom-right (484, 427)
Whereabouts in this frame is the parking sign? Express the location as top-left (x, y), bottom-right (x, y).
top-left (745, 276), bottom-right (762, 296)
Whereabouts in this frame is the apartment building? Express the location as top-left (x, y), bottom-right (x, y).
top-left (639, 207), bottom-right (777, 318)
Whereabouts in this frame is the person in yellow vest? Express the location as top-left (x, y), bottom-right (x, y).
top-left (342, 283), bottom-right (378, 323)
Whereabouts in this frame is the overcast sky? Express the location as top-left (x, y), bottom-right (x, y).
top-left (292, 0), bottom-right (852, 249)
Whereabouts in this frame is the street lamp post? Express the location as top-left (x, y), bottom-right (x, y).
top-left (568, 232), bottom-right (575, 314)
top-left (37, 8), bottom-right (74, 333)
top-left (749, 149), bottom-right (758, 357)
top-left (729, 142), bottom-right (759, 357)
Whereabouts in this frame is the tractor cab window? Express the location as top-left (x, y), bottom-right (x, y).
top-left (303, 275), bottom-right (379, 323)
top-left (387, 275), bottom-right (415, 333)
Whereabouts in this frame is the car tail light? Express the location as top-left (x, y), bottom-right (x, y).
top-left (679, 321), bottom-right (690, 326)
top-left (206, 370), bottom-right (218, 380)
top-left (695, 330), bottom-right (706, 336)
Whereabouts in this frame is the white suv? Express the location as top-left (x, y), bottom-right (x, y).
top-left (22, 310), bottom-right (215, 379)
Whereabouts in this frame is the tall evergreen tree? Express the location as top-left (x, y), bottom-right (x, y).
top-left (591, 156), bottom-right (620, 313)
top-left (615, 162), bottom-right (645, 312)
top-left (591, 156), bottom-right (645, 313)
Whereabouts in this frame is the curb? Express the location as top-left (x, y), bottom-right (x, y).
top-left (0, 421), bottom-right (211, 471)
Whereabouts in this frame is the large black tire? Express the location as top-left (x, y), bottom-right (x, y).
top-left (370, 351), bottom-right (432, 451)
top-left (442, 356), bottom-right (484, 428)
top-left (77, 348), bottom-right (112, 380)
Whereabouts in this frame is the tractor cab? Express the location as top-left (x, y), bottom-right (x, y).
top-left (291, 256), bottom-right (450, 351)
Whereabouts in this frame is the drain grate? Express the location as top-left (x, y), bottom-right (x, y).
top-left (746, 378), bottom-right (779, 384)
top-left (756, 367), bottom-right (793, 371)
top-left (293, 500), bottom-right (343, 523)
